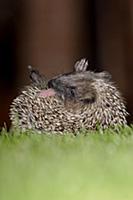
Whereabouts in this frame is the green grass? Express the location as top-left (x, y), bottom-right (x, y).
top-left (0, 126), bottom-right (133, 200)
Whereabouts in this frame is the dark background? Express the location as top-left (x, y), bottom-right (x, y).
top-left (0, 0), bottom-right (133, 128)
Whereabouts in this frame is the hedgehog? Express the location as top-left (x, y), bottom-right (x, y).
top-left (10, 58), bottom-right (128, 134)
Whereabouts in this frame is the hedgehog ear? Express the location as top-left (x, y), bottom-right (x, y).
top-left (74, 58), bottom-right (88, 72)
top-left (28, 65), bottom-right (44, 84)
top-left (97, 71), bottom-right (112, 81)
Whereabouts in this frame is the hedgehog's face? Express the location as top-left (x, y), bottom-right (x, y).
top-left (46, 59), bottom-right (112, 104)
top-left (47, 71), bottom-right (96, 103)
top-left (31, 58), bottom-right (112, 104)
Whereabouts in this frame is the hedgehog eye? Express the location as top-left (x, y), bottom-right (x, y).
top-left (77, 84), bottom-right (97, 104)
top-left (64, 86), bottom-right (77, 99)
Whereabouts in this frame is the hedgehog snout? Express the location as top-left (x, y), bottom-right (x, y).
top-left (48, 79), bottom-right (57, 89)
top-left (48, 78), bottom-right (65, 99)
top-left (48, 78), bottom-right (78, 100)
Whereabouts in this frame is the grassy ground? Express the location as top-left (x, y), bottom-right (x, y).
top-left (0, 126), bottom-right (133, 200)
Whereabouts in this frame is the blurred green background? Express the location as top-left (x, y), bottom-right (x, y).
top-left (0, 127), bottom-right (133, 200)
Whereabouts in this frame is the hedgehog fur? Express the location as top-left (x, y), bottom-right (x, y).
top-left (10, 58), bottom-right (128, 134)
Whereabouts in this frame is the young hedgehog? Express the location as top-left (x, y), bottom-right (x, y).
top-left (10, 58), bottom-right (128, 134)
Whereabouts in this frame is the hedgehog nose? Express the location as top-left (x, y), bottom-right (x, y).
top-left (48, 79), bottom-right (55, 89)
top-left (47, 79), bottom-right (53, 88)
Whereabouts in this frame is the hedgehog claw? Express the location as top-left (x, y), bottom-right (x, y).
top-left (74, 58), bottom-right (88, 72)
